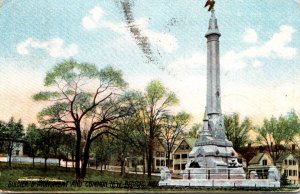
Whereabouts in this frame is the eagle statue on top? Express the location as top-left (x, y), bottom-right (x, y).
top-left (204, 0), bottom-right (215, 11)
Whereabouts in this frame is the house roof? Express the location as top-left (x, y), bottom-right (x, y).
top-left (275, 153), bottom-right (296, 163)
top-left (249, 153), bottom-right (265, 164)
top-left (172, 137), bottom-right (197, 154)
top-left (185, 137), bottom-right (197, 148)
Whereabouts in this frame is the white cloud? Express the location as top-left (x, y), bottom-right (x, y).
top-left (82, 6), bottom-right (178, 53)
top-left (16, 38), bottom-right (79, 58)
top-left (82, 6), bottom-right (105, 31)
top-left (243, 28), bottom-right (258, 44)
top-left (261, 25), bottom-right (296, 59)
top-left (222, 25), bottom-right (297, 72)
top-left (168, 25), bottom-right (296, 74)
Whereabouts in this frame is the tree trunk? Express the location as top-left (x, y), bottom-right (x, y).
top-left (100, 164), bottom-right (103, 173)
top-left (75, 131), bottom-right (82, 179)
top-left (8, 142), bottom-right (13, 167)
top-left (59, 158), bottom-right (61, 167)
top-left (32, 156), bottom-right (35, 168)
top-left (147, 141), bottom-right (153, 178)
top-left (80, 139), bottom-right (91, 180)
top-left (72, 154), bottom-right (75, 168)
top-left (65, 158), bottom-right (68, 172)
top-left (147, 144), bottom-right (153, 179)
top-left (44, 158), bottom-right (47, 170)
top-left (8, 152), bottom-right (12, 167)
top-left (143, 152), bottom-right (146, 175)
top-left (167, 151), bottom-right (171, 168)
top-left (120, 159), bottom-right (125, 176)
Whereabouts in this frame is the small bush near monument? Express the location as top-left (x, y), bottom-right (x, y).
top-left (280, 173), bottom-right (290, 186)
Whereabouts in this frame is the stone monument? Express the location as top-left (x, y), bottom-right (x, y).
top-left (159, 5), bottom-right (280, 188)
top-left (181, 8), bottom-right (246, 180)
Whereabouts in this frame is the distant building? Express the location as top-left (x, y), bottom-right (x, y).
top-left (0, 141), bottom-right (24, 157)
top-left (172, 138), bottom-right (196, 174)
top-left (248, 153), bottom-right (273, 179)
top-left (12, 142), bottom-right (24, 156)
top-left (276, 153), bottom-right (299, 185)
top-left (153, 140), bottom-right (169, 172)
top-left (248, 152), bottom-right (299, 185)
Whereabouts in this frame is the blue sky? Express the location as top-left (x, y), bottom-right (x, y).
top-left (0, 0), bottom-right (299, 125)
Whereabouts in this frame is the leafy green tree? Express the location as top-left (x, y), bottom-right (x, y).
top-left (0, 117), bottom-right (24, 167)
top-left (92, 134), bottom-right (114, 172)
top-left (224, 113), bottom-right (252, 151)
top-left (123, 92), bottom-right (149, 175)
top-left (58, 133), bottom-right (76, 170)
top-left (186, 123), bottom-right (201, 138)
top-left (33, 60), bottom-right (131, 179)
top-left (139, 80), bottom-right (179, 178)
top-left (38, 128), bottom-right (60, 170)
top-left (256, 111), bottom-right (300, 164)
top-left (159, 112), bottom-right (191, 167)
top-left (0, 121), bottom-right (7, 152)
top-left (113, 111), bottom-right (145, 176)
top-left (24, 123), bottom-right (41, 167)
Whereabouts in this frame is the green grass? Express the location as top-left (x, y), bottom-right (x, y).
top-left (0, 162), bottom-right (158, 192)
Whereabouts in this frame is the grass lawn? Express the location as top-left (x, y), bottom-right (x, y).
top-left (0, 162), bottom-right (159, 192)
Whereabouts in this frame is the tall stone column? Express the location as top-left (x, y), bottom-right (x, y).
top-left (205, 10), bottom-right (221, 115)
top-left (204, 10), bottom-right (227, 141)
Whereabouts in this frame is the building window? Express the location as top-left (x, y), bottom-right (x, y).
top-left (174, 154), bottom-right (180, 159)
top-left (289, 170), bottom-right (292, 176)
top-left (156, 151), bottom-right (160, 157)
top-left (181, 164), bottom-right (186, 170)
top-left (156, 160), bottom-right (160, 166)
top-left (174, 164), bottom-right (180, 170)
top-left (161, 160), bottom-right (165, 166)
top-left (293, 170), bottom-right (297, 176)
top-left (182, 154), bottom-right (187, 159)
top-left (293, 160), bottom-right (296, 165)
top-left (161, 152), bottom-right (165, 157)
top-left (284, 170), bottom-right (288, 175)
top-left (180, 144), bottom-right (185, 150)
top-left (292, 144), bottom-right (296, 151)
top-left (262, 160), bottom-right (267, 165)
top-left (289, 160), bottom-right (293, 165)
top-left (16, 150), bottom-right (19, 156)
top-left (285, 160), bottom-right (288, 165)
